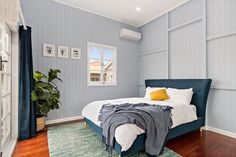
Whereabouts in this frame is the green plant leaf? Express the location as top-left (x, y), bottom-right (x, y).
top-left (31, 91), bottom-right (38, 101)
top-left (32, 69), bottom-right (62, 117)
top-left (55, 104), bottom-right (59, 109)
top-left (34, 71), bottom-right (47, 82)
top-left (36, 82), bottom-right (52, 90)
top-left (40, 103), bottom-right (51, 117)
top-left (48, 69), bottom-right (62, 82)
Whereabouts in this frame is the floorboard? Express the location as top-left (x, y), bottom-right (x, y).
top-left (13, 122), bottom-right (236, 157)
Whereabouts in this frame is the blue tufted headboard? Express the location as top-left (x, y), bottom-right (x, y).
top-left (145, 79), bottom-right (212, 122)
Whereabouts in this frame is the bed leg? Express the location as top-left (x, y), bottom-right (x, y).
top-left (200, 127), bottom-right (203, 132)
top-left (83, 122), bottom-right (88, 128)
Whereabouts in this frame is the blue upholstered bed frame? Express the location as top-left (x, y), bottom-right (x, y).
top-left (84, 79), bottom-right (212, 156)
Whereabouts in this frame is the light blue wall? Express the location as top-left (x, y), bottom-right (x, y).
top-left (21, 0), bottom-right (140, 120)
top-left (138, 15), bottom-right (168, 96)
top-left (206, 0), bottom-right (236, 134)
top-left (139, 0), bottom-right (236, 134)
top-left (21, 0), bottom-right (236, 134)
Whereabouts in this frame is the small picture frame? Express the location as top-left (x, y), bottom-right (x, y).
top-left (43, 43), bottom-right (56, 57)
top-left (58, 45), bottom-right (69, 58)
top-left (71, 48), bottom-right (81, 60)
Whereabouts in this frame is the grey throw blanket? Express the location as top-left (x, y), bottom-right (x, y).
top-left (99, 103), bottom-right (172, 156)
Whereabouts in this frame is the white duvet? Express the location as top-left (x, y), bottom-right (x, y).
top-left (82, 97), bottom-right (197, 151)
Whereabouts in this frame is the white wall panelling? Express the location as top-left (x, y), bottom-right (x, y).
top-left (139, 48), bottom-right (165, 57)
top-left (207, 0), bottom-right (236, 90)
top-left (168, 0), bottom-right (202, 28)
top-left (139, 52), bottom-right (168, 85)
top-left (169, 21), bottom-right (205, 79)
top-left (207, 31), bottom-right (236, 41)
top-left (206, 0), bottom-right (236, 37)
top-left (168, 17), bottom-right (202, 32)
top-left (20, 0), bottom-right (236, 135)
top-left (208, 89), bottom-right (236, 133)
top-left (208, 35), bottom-right (236, 89)
top-left (139, 0), bottom-right (236, 135)
top-left (169, 0), bottom-right (205, 79)
top-left (202, 0), bottom-right (207, 78)
top-left (139, 15), bottom-right (167, 52)
top-left (206, 0), bottom-right (236, 135)
top-left (138, 14), bottom-right (168, 96)
top-left (21, 0), bottom-right (140, 120)
top-left (166, 13), bottom-right (170, 79)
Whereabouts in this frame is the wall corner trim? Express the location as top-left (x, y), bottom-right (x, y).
top-left (45, 116), bottom-right (84, 125)
top-left (204, 125), bottom-right (236, 139)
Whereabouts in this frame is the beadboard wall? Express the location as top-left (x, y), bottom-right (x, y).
top-left (21, 0), bottom-right (140, 120)
top-left (139, 0), bottom-right (236, 135)
top-left (21, 0), bottom-right (236, 136)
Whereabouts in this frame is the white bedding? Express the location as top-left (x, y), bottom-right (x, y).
top-left (82, 97), bottom-right (197, 151)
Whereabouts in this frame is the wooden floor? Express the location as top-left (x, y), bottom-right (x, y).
top-left (13, 122), bottom-right (236, 157)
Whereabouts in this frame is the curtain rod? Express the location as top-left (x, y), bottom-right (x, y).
top-left (18, 0), bottom-right (27, 30)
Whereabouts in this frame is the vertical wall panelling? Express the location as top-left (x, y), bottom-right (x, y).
top-left (139, 0), bottom-right (236, 135)
top-left (169, 0), bottom-right (202, 28)
top-left (21, 0), bottom-right (140, 121)
top-left (169, 0), bottom-right (204, 79)
top-left (207, 0), bottom-right (236, 89)
top-left (202, 0), bottom-right (207, 78)
top-left (21, 0), bottom-right (236, 135)
top-left (169, 21), bottom-right (204, 79)
top-left (138, 15), bottom-right (168, 95)
top-left (166, 13), bottom-right (170, 79)
top-left (206, 0), bottom-right (236, 135)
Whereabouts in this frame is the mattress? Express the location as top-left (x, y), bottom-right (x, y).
top-left (82, 97), bottom-right (197, 151)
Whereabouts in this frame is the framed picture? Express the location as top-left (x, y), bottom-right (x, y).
top-left (58, 45), bottom-right (69, 58)
top-left (43, 43), bottom-right (56, 57)
top-left (71, 48), bottom-right (81, 59)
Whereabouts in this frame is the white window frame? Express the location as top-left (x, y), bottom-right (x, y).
top-left (87, 42), bottom-right (117, 86)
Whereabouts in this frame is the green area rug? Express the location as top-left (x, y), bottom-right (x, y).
top-left (47, 123), bottom-right (181, 157)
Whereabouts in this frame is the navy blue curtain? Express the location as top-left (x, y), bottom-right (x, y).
top-left (18, 26), bottom-right (36, 140)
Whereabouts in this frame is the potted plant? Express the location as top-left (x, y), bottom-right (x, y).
top-left (31, 69), bottom-right (62, 131)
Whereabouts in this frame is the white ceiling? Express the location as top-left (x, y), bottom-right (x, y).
top-left (53, 0), bottom-right (189, 27)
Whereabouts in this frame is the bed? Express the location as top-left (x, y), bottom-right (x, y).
top-left (82, 79), bottom-right (212, 156)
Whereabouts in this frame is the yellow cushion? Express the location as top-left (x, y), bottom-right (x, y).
top-left (150, 89), bottom-right (169, 101)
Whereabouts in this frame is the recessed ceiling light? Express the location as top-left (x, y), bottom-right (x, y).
top-left (136, 7), bottom-right (141, 12)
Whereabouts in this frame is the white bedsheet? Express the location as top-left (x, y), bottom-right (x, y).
top-left (82, 97), bottom-right (197, 151)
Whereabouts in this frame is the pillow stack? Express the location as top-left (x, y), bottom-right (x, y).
top-left (145, 87), bottom-right (193, 105)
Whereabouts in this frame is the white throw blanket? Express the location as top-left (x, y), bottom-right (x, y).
top-left (82, 97), bottom-right (197, 151)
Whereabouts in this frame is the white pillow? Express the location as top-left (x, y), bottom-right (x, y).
top-left (144, 87), bottom-right (166, 99)
top-left (166, 88), bottom-right (193, 105)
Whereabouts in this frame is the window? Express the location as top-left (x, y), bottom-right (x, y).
top-left (87, 42), bottom-right (117, 86)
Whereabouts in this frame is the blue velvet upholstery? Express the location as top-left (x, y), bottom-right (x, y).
top-left (85, 79), bottom-right (212, 156)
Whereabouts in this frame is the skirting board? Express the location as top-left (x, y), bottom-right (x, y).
top-left (45, 115), bottom-right (84, 125)
top-left (46, 116), bottom-right (236, 139)
top-left (203, 126), bottom-right (236, 139)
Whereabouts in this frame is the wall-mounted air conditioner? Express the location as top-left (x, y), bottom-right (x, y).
top-left (120, 28), bottom-right (141, 41)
